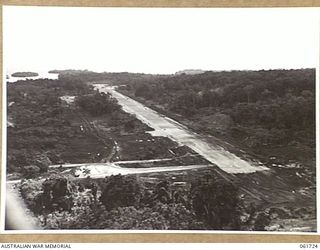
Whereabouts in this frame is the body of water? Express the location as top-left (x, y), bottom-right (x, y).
top-left (6, 71), bottom-right (59, 83)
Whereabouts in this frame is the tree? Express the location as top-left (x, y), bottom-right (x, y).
top-left (124, 119), bottom-right (136, 132)
top-left (75, 92), bottom-right (120, 116)
top-left (22, 165), bottom-right (40, 179)
top-left (99, 175), bottom-right (143, 210)
top-left (134, 84), bottom-right (151, 98)
top-left (40, 174), bottom-right (75, 212)
top-left (190, 175), bottom-right (241, 229)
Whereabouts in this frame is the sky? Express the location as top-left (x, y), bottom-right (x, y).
top-left (3, 6), bottom-right (320, 74)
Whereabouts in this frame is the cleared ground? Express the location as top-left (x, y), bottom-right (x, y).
top-left (94, 84), bottom-right (268, 174)
top-left (50, 162), bottom-right (212, 178)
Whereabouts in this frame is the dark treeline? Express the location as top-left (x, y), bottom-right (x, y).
top-left (119, 69), bottom-right (315, 166)
top-left (55, 69), bottom-right (163, 86)
top-left (20, 172), bottom-right (271, 230)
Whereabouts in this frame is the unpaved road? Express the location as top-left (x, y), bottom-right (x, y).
top-left (94, 84), bottom-right (268, 174)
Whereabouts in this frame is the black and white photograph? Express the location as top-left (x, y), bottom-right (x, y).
top-left (2, 6), bottom-right (319, 232)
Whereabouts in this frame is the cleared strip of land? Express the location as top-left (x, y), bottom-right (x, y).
top-left (94, 84), bottom-right (268, 174)
top-left (49, 163), bottom-right (211, 178)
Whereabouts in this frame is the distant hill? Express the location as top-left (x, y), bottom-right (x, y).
top-left (175, 69), bottom-right (205, 75)
top-left (11, 72), bottom-right (39, 77)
